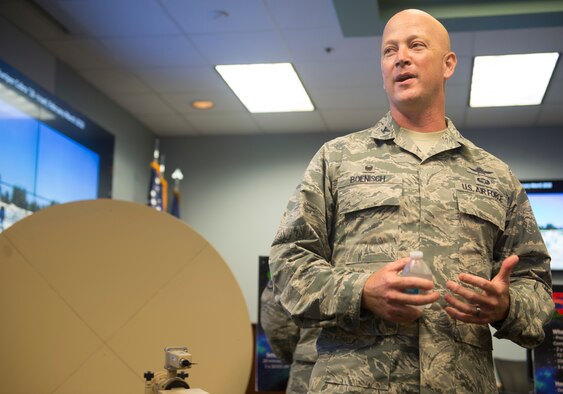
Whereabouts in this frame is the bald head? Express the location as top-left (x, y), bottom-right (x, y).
top-left (380, 8), bottom-right (457, 126)
top-left (383, 9), bottom-right (451, 53)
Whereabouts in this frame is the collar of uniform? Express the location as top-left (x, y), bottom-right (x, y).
top-left (370, 112), bottom-right (469, 148)
top-left (369, 112), bottom-right (398, 140)
top-left (442, 117), bottom-right (468, 150)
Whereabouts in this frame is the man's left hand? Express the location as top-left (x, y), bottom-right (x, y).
top-left (443, 255), bottom-right (518, 324)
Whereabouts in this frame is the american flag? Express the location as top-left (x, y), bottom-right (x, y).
top-left (148, 158), bottom-right (163, 211)
top-left (148, 140), bottom-right (167, 211)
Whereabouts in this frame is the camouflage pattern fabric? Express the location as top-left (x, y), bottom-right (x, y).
top-left (260, 280), bottom-right (301, 364)
top-left (286, 359), bottom-right (315, 394)
top-left (261, 280), bottom-right (319, 393)
top-left (269, 112), bottom-right (554, 393)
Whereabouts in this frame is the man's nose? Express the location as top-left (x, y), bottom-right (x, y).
top-left (395, 47), bottom-right (410, 67)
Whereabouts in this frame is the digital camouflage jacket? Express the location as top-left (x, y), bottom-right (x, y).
top-left (260, 281), bottom-right (318, 393)
top-left (270, 113), bottom-right (553, 393)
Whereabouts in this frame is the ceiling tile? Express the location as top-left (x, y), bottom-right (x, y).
top-left (282, 27), bottom-right (380, 62)
top-left (99, 36), bottom-right (207, 68)
top-left (189, 30), bottom-right (290, 64)
top-left (48, 0), bottom-right (181, 37)
top-left (163, 0), bottom-right (274, 34)
top-left (134, 66), bottom-right (226, 92)
top-left (2, 0), bottom-right (561, 136)
top-left (297, 59), bottom-right (381, 89)
top-left (263, 0), bottom-right (341, 29)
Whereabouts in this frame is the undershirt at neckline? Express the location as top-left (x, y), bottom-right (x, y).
top-left (400, 127), bottom-right (447, 156)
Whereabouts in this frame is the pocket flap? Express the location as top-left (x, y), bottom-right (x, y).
top-left (457, 186), bottom-right (507, 231)
top-left (339, 177), bottom-right (402, 214)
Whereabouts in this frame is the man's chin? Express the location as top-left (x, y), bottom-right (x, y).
top-left (392, 95), bottom-right (422, 109)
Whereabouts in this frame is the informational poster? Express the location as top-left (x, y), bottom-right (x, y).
top-left (533, 286), bottom-right (563, 393)
top-left (255, 256), bottom-right (291, 391)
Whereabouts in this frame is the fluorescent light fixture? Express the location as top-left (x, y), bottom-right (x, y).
top-left (191, 100), bottom-right (215, 110)
top-left (215, 63), bottom-right (314, 113)
top-left (470, 52), bottom-right (559, 107)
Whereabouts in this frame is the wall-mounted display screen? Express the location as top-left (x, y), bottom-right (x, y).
top-left (523, 180), bottom-right (563, 272)
top-left (0, 59), bottom-right (114, 232)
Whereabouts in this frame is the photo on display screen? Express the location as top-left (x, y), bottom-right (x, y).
top-left (532, 284), bottom-right (563, 393)
top-left (523, 180), bottom-right (563, 272)
top-left (0, 59), bottom-right (114, 232)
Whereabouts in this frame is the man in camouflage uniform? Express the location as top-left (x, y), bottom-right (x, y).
top-left (269, 9), bottom-right (553, 394)
top-left (260, 280), bottom-right (319, 393)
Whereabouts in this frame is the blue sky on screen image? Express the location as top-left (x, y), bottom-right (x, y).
top-left (529, 194), bottom-right (563, 229)
top-left (0, 100), bottom-right (100, 207)
top-left (528, 193), bottom-right (563, 271)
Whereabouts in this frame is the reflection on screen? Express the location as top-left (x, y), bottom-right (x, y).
top-left (0, 99), bottom-right (99, 231)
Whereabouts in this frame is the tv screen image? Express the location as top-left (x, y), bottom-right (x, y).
top-left (0, 59), bottom-right (113, 232)
top-left (532, 285), bottom-right (563, 393)
top-left (523, 181), bottom-right (563, 272)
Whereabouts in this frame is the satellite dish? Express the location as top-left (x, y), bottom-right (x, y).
top-left (0, 199), bottom-right (252, 394)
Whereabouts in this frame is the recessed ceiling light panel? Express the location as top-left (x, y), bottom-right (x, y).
top-left (469, 52), bottom-right (559, 108)
top-left (215, 63), bottom-right (314, 113)
top-left (191, 100), bottom-right (215, 110)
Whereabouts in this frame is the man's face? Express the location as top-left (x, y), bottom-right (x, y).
top-left (381, 11), bottom-right (453, 111)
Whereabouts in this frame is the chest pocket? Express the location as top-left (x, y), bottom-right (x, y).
top-left (335, 175), bottom-right (402, 264)
top-left (339, 180), bottom-right (401, 214)
top-left (457, 188), bottom-right (506, 231)
top-left (455, 185), bottom-right (507, 279)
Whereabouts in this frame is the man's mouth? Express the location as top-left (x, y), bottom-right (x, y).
top-left (395, 73), bottom-right (416, 83)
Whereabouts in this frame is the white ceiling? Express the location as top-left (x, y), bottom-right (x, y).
top-left (0, 0), bottom-right (562, 136)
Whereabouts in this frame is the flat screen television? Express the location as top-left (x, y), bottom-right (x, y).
top-left (0, 59), bottom-right (114, 232)
top-left (531, 283), bottom-right (563, 393)
top-left (522, 180), bottom-right (563, 272)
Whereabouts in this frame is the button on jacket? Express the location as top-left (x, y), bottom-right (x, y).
top-left (270, 113), bottom-right (553, 393)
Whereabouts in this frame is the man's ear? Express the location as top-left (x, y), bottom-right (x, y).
top-left (443, 51), bottom-right (457, 80)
